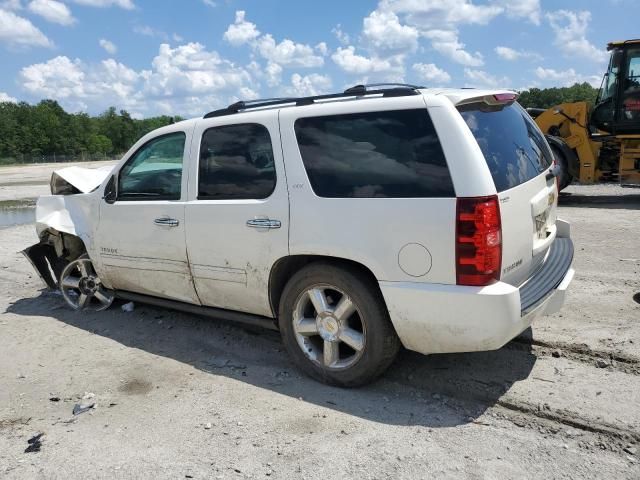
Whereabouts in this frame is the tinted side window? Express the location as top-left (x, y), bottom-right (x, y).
top-left (198, 123), bottom-right (276, 200)
top-left (294, 109), bottom-right (455, 198)
top-left (459, 103), bottom-right (552, 192)
top-left (118, 132), bottom-right (185, 201)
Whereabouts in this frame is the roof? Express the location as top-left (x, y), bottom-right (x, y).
top-left (607, 39), bottom-right (640, 50)
top-left (200, 84), bottom-right (517, 120)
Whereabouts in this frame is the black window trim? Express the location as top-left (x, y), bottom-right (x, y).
top-left (293, 107), bottom-right (455, 199)
top-left (116, 130), bottom-right (187, 202)
top-left (196, 122), bottom-right (277, 201)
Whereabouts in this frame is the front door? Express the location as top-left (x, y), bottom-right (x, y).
top-left (185, 112), bottom-right (289, 317)
top-left (97, 128), bottom-right (200, 304)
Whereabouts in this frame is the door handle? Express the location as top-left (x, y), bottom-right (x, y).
top-left (246, 218), bottom-right (281, 229)
top-left (154, 217), bottom-right (180, 227)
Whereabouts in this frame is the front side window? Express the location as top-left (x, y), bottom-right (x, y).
top-left (118, 132), bottom-right (186, 200)
top-left (198, 123), bottom-right (276, 200)
top-left (294, 109), bottom-right (455, 198)
top-left (459, 103), bottom-right (552, 192)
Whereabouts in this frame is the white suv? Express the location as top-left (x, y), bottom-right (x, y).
top-left (25, 84), bottom-right (575, 386)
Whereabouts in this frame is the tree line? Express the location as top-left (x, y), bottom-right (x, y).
top-left (0, 82), bottom-right (599, 164)
top-left (516, 82), bottom-right (599, 109)
top-left (0, 99), bottom-right (180, 164)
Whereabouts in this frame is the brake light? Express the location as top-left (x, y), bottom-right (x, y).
top-left (493, 93), bottom-right (517, 103)
top-left (456, 195), bottom-right (502, 286)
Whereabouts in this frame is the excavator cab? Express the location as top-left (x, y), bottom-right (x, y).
top-left (591, 40), bottom-right (640, 135)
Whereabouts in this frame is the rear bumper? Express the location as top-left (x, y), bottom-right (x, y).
top-left (380, 229), bottom-right (574, 355)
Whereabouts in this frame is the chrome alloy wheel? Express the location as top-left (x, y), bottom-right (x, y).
top-left (292, 284), bottom-right (366, 370)
top-left (60, 257), bottom-right (114, 311)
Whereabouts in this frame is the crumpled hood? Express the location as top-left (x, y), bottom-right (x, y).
top-left (50, 165), bottom-right (115, 194)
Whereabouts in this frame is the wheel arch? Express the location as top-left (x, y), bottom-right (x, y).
top-left (268, 254), bottom-right (384, 321)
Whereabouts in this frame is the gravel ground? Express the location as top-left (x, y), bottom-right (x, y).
top-left (0, 170), bottom-right (639, 479)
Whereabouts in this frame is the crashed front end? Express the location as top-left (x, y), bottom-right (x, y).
top-left (23, 164), bottom-right (113, 290)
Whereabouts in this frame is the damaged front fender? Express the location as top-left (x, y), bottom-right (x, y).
top-left (24, 164), bottom-right (111, 290)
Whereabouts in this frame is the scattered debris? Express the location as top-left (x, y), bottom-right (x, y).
top-left (595, 359), bottom-right (609, 368)
top-left (25, 433), bottom-right (44, 453)
top-left (624, 445), bottom-right (637, 456)
top-left (204, 423), bottom-right (212, 430)
top-left (552, 349), bottom-right (562, 358)
top-left (72, 402), bottom-right (96, 416)
top-left (205, 358), bottom-right (247, 370)
top-left (121, 302), bottom-right (135, 312)
top-left (49, 396), bottom-right (60, 402)
top-left (82, 392), bottom-right (95, 400)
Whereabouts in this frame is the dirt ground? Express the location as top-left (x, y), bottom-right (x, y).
top-left (0, 165), bottom-right (639, 479)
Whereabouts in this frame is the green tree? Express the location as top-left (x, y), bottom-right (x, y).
top-left (517, 82), bottom-right (599, 109)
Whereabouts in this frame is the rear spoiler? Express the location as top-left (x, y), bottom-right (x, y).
top-left (456, 92), bottom-right (518, 108)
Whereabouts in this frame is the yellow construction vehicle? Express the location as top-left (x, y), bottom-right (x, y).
top-left (529, 39), bottom-right (640, 189)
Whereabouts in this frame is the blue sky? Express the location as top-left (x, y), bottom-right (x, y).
top-left (0, 0), bottom-right (636, 118)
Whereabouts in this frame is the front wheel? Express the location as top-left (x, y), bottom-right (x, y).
top-left (60, 256), bottom-right (114, 311)
top-left (278, 263), bottom-right (400, 387)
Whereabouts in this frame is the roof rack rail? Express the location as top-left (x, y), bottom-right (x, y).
top-left (203, 83), bottom-right (424, 119)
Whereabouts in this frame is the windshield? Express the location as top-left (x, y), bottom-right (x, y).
top-left (458, 102), bottom-right (553, 192)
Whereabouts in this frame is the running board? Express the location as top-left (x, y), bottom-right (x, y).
top-left (114, 290), bottom-right (279, 331)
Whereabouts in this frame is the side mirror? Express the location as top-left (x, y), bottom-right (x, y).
top-left (103, 175), bottom-right (117, 204)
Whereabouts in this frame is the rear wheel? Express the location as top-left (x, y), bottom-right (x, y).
top-left (550, 144), bottom-right (573, 191)
top-left (278, 263), bottom-right (400, 387)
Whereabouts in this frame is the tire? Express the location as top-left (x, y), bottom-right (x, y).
top-left (278, 262), bottom-right (400, 387)
top-left (549, 143), bottom-right (573, 191)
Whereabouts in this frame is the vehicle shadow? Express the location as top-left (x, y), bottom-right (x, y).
top-left (559, 191), bottom-right (640, 210)
top-left (6, 291), bottom-right (537, 428)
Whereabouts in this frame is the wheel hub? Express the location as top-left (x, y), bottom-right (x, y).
top-left (317, 313), bottom-right (340, 342)
top-left (79, 276), bottom-right (99, 295)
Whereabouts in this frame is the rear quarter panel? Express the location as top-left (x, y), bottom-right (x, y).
top-left (279, 96), bottom-right (457, 284)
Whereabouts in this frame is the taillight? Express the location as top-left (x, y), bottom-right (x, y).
top-left (456, 195), bottom-right (502, 286)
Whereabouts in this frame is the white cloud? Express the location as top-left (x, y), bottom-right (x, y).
top-left (0, 0), bottom-right (21, 10)
top-left (264, 62), bottom-right (282, 87)
top-left (223, 11), bottom-right (323, 70)
top-left (494, 45), bottom-right (541, 61)
top-left (546, 10), bottom-right (608, 63)
top-left (0, 91), bottom-right (17, 102)
top-left (0, 8), bottom-right (52, 48)
top-left (382, 0), bottom-right (503, 28)
top-left (28, 0), bottom-right (75, 25)
top-left (19, 42), bottom-right (258, 116)
top-left (464, 68), bottom-right (510, 88)
top-left (255, 34), bottom-right (323, 68)
top-left (99, 38), bottom-right (116, 54)
top-left (493, 0), bottom-right (541, 25)
top-left (332, 46), bottom-right (393, 75)
top-left (362, 9), bottom-right (419, 55)
top-left (315, 42), bottom-right (328, 56)
top-left (71, 0), bottom-right (134, 8)
top-left (332, 24), bottom-right (350, 45)
top-left (284, 73), bottom-right (332, 97)
top-left (426, 30), bottom-right (483, 67)
top-left (534, 66), bottom-right (601, 87)
top-left (412, 63), bottom-right (450, 84)
top-left (201, 0), bottom-right (215, 6)
top-left (223, 10), bottom-right (259, 47)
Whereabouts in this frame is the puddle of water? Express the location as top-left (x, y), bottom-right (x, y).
top-left (0, 200), bottom-right (36, 228)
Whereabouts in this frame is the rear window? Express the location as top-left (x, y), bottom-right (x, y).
top-left (294, 109), bottom-right (455, 198)
top-left (459, 102), bottom-right (552, 192)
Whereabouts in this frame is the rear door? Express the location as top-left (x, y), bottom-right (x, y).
top-left (184, 112), bottom-right (289, 318)
top-left (458, 101), bottom-right (557, 286)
